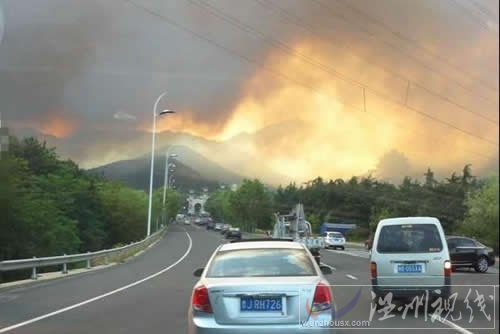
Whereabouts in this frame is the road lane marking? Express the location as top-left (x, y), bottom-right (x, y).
top-left (325, 248), bottom-right (370, 259)
top-left (431, 315), bottom-right (475, 334)
top-left (0, 232), bottom-right (193, 333)
top-left (345, 274), bottom-right (358, 280)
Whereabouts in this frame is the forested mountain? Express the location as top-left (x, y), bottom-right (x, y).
top-left (87, 145), bottom-right (244, 192)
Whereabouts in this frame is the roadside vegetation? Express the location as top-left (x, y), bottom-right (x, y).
top-left (205, 179), bottom-right (274, 233)
top-left (0, 136), bottom-right (182, 265)
top-left (2, 135), bottom-right (496, 264)
top-left (207, 167), bottom-right (498, 252)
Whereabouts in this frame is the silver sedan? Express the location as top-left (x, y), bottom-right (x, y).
top-left (188, 240), bottom-right (336, 334)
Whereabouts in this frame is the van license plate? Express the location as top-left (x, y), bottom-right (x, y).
top-left (397, 264), bottom-right (422, 273)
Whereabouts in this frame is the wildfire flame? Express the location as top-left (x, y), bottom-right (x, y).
top-left (39, 112), bottom-right (77, 138)
top-left (143, 39), bottom-right (498, 182)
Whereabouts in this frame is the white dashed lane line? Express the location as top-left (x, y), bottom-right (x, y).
top-left (345, 274), bottom-right (358, 280)
top-left (325, 248), bottom-right (370, 259)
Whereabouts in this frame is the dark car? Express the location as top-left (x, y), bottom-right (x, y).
top-left (206, 219), bottom-right (215, 230)
top-left (225, 228), bottom-right (241, 241)
top-left (446, 236), bottom-right (496, 273)
top-left (220, 224), bottom-right (231, 235)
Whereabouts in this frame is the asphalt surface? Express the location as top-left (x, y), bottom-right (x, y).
top-left (0, 224), bottom-right (498, 333)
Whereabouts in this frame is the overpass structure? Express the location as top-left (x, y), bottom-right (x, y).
top-left (186, 193), bottom-right (208, 215)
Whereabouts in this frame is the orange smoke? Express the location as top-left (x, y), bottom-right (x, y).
top-left (139, 38), bottom-right (498, 182)
top-left (39, 113), bottom-right (78, 138)
top-left (153, 110), bottom-right (225, 139)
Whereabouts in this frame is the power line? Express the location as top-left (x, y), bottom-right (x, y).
top-left (451, 0), bottom-right (499, 33)
top-left (332, 0), bottom-right (498, 94)
top-left (255, 0), bottom-right (499, 125)
top-left (335, 0), bottom-right (499, 92)
top-left (469, 0), bottom-right (499, 24)
top-left (123, 0), bottom-right (499, 151)
top-left (120, 1), bottom-right (351, 105)
top-left (359, 108), bottom-right (497, 162)
top-left (188, 0), bottom-right (499, 146)
top-left (313, 0), bottom-right (499, 101)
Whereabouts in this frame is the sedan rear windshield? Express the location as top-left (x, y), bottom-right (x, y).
top-left (377, 224), bottom-right (443, 253)
top-left (206, 248), bottom-right (316, 277)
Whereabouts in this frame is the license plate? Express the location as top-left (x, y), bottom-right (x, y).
top-left (397, 264), bottom-right (423, 273)
top-left (240, 297), bottom-right (282, 312)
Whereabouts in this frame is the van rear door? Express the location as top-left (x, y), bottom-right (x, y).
top-left (374, 223), bottom-right (447, 287)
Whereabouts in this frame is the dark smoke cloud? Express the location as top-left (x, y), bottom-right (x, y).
top-left (0, 0), bottom-right (497, 182)
top-left (3, 0), bottom-right (494, 131)
top-left (0, 0), bottom-right (256, 130)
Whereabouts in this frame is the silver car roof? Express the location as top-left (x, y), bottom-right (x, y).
top-left (378, 217), bottom-right (440, 226)
top-left (219, 241), bottom-right (304, 251)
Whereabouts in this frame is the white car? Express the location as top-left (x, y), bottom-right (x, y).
top-left (370, 217), bottom-right (451, 303)
top-left (184, 219), bottom-right (191, 225)
top-left (188, 240), bottom-right (335, 333)
top-left (323, 232), bottom-right (345, 250)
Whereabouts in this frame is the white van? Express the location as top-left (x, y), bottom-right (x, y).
top-left (370, 217), bottom-right (451, 301)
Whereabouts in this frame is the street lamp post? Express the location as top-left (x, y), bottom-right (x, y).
top-left (147, 92), bottom-right (175, 237)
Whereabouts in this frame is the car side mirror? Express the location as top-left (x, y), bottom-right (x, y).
top-left (193, 268), bottom-right (204, 277)
top-left (319, 265), bottom-right (333, 275)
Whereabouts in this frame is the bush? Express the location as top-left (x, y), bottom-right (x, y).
top-left (346, 227), bottom-right (370, 242)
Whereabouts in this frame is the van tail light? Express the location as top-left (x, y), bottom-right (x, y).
top-left (444, 260), bottom-right (452, 277)
top-left (311, 282), bottom-right (332, 312)
top-left (370, 262), bottom-right (377, 279)
top-left (192, 285), bottom-right (212, 313)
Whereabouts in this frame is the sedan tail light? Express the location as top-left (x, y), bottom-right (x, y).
top-left (192, 285), bottom-right (212, 313)
top-left (311, 282), bottom-right (332, 312)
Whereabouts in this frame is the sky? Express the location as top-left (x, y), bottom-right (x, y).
top-left (0, 0), bottom-right (498, 184)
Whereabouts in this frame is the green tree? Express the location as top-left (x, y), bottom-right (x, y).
top-left (460, 175), bottom-right (499, 252)
top-left (9, 137), bottom-right (59, 175)
top-left (0, 153), bottom-right (80, 260)
top-left (1, 135), bottom-right (174, 270)
top-left (98, 183), bottom-right (149, 246)
top-left (164, 189), bottom-right (182, 224)
top-left (307, 213), bottom-right (322, 234)
top-left (369, 207), bottom-right (392, 232)
top-left (461, 164), bottom-right (475, 187)
top-left (206, 191), bottom-right (224, 221)
top-left (228, 179), bottom-right (273, 232)
top-left (424, 168), bottom-right (436, 188)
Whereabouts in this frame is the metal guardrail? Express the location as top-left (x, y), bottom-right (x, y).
top-left (0, 227), bottom-right (167, 280)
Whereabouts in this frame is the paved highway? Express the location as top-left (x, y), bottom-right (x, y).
top-left (0, 224), bottom-right (498, 333)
